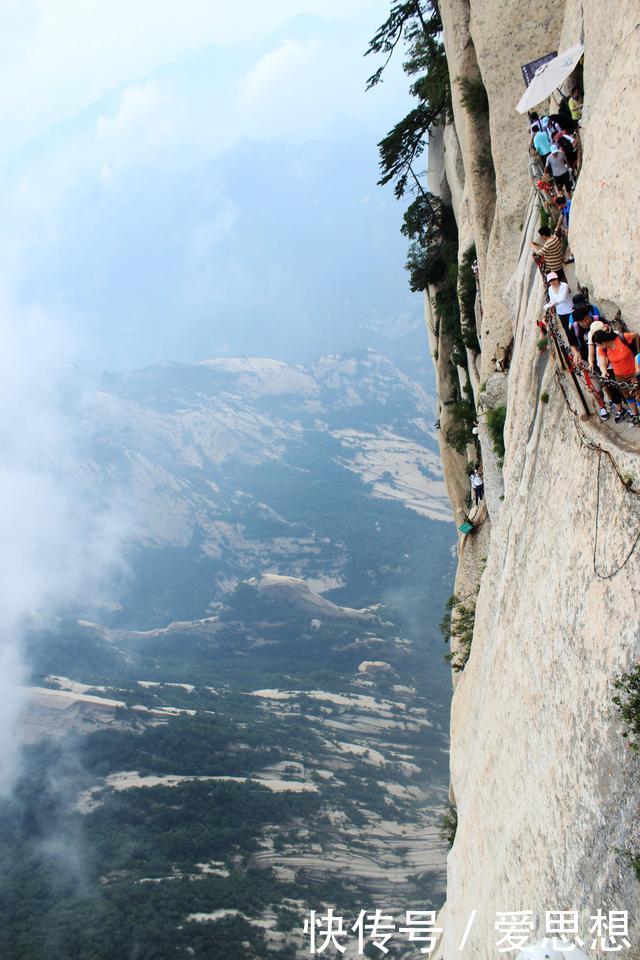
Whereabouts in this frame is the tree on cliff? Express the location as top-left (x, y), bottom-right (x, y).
top-left (365, 1), bottom-right (453, 292)
top-left (366, 1), bottom-right (450, 196)
top-left (367, 2), bottom-right (478, 456)
top-left (402, 193), bottom-right (457, 290)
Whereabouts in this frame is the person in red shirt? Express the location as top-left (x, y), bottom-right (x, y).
top-left (592, 328), bottom-right (640, 423)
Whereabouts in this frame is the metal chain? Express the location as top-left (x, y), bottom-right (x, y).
top-left (531, 252), bottom-right (640, 576)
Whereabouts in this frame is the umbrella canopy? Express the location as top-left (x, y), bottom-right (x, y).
top-left (516, 43), bottom-right (584, 113)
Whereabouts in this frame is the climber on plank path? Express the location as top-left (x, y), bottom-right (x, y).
top-left (525, 90), bottom-right (640, 428)
top-left (530, 223), bottom-right (567, 283)
top-left (543, 272), bottom-right (573, 337)
top-left (591, 327), bottom-right (640, 424)
top-left (470, 465), bottom-right (484, 506)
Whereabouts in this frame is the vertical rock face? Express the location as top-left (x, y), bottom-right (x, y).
top-left (569, 1), bottom-right (640, 322)
top-left (430, 1), bottom-right (640, 955)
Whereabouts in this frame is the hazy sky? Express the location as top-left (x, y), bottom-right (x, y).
top-left (1, 1), bottom-right (426, 370)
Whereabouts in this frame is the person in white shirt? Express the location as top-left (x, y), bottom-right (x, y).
top-left (544, 272), bottom-right (573, 337)
top-left (470, 466), bottom-right (484, 505)
top-left (544, 145), bottom-right (572, 197)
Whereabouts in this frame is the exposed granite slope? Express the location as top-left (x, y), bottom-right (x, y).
top-left (428, 1), bottom-right (640, 955)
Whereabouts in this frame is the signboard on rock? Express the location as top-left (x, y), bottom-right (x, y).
top-left (521, 52), bottom-right (558, 87)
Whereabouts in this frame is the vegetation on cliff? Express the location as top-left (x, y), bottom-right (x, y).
top-left (366, 1), bottom-right (452, 293)
top-left (455, 75), bottom-right (489, 118)
top-left (486, 405), bottom-right (507, 465)
top-left (613, 666), bottom-right (640, 750)
top-left (367, 1), bottom-right (479, 459)
top-left (440, 591), bottom-right (477, 672)
top-left (439, 800), bottom-right (458, 848)
top-left (459, 245), bottom-right (480, 353)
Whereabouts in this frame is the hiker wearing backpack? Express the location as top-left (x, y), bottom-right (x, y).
top-left (567, 304), bottom-right (596, 360)
top-left (565, 303), bottom-right (613, 421)
top-left (591, 327), bottom-right (640, 423)
top-left (567, 295), bottom-right (600, 360)
top-left (580, 318), bottom-right (628, 421)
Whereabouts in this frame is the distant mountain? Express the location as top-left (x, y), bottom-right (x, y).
top-left (7, 353), bottom-right (456, 960)
top-left (75, 350), bottom-right (449, 627)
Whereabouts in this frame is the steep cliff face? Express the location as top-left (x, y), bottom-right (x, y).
top-left (431, 1), bottom-right (640, 954)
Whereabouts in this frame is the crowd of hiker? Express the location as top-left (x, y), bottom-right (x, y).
top-left (526, 86), bottom-right (640, 427)
top-left (465, 68), bottom-right (634, 513)
top-left (529, 101), bottom-right (580, 201)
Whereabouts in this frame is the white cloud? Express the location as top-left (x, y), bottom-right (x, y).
top-left (240, 37), bottom-right (313, 107)
top-left (0, 293), bottom-right (131, 794)
top-left (0, 2), bottom-right (408, 272)
top-left (238, 35), bottom-right (344, 141)
top-left (1, 0), bottom-right (384, 156)
top-left (96, 81), bottom-right (171, 145)
top-left (70, 78), bottom-right (178, 170)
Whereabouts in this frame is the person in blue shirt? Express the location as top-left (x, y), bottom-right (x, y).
top-left (564, 299), bottom-right (620, 422)
top-left (554, 194), bottom-right (571, 228)
top-left (531, 123), bottom-right (552, 159)
top-left (572, 294), bottom-right (600, 323)
top-left (567, 297), bottom-right (601, 364)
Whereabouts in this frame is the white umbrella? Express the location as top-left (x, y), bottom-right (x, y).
top-left (516, 43), bottom-right (584, 114)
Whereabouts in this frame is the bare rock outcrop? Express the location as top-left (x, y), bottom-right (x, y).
top-left (428, 1), bottom-right (640, 955)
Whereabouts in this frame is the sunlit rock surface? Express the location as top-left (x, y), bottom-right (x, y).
top-left (430, 1), bottom-right (640, 955)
